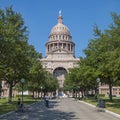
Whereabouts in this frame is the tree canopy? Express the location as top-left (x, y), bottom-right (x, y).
top-left (0, 6), bottom-right (58, 102)
top-left (63, 12), bottom-right (120, 101)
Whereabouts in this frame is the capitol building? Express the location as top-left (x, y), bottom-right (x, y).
top-left (40, 11), bottom-right (79, 91)
top-left (1, 12), bottom-right (120, 98)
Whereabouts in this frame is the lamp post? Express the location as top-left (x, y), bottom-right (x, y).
top-left (41, 86), bottom-right (43, 100)
top-left (21, 78), bottom-right (25, 103)
top-left (96, 78), bottom-right (100, 101)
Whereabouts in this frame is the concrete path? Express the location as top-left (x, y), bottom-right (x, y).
top-left (0, 98), bottom-right (120, 120)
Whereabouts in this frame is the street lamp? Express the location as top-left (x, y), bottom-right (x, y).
top-left (41, 86), bottom-right (43, 100)
top-left (21, 78), bottom-right (25, 103)
top-left (96, 78), bottom-right (100, 101)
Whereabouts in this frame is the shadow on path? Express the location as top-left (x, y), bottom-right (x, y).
top-left (0, 99), bottom-right (79, 120)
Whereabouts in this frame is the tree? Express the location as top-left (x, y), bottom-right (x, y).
top-left (64, 57), bottom-right (97, 98)
top-left (64, 12), bottom-right (120, 101)
top-left (63, 67), bottom-right (81, 97)
top-left (28, 58), bottom-right (44, 98)
top-left (44, 72), bottom-right (58, 93)
top-left (84, 12), bottom-right (120, 101)
top-left (0, 6), bottom-right (30, 102)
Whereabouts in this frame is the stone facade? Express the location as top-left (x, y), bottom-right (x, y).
top-left (40, 11), bottom-right (79, 89)
top-left (99, 84), bottom-right (120, 97)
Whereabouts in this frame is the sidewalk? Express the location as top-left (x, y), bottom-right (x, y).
top-left (0, 98), bottom-right (120, 120)
top-left (0, 99), bottom-right (64, 120)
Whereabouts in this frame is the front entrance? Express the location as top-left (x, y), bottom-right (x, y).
top-left (53, 67), bottom-right (67, 96)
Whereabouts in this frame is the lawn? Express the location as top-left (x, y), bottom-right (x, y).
top-left (81, 97), bottom-right (120, 115)
top-left (0, 96), bottom-right (39, 115)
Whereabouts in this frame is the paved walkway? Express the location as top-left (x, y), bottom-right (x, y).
top-left (0, 98), bottom-right (120, 120)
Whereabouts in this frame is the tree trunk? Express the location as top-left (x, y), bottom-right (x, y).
top-left (81, 90), bottom-right (84, 98)
top-left (109, 82), bottom-right (113, 102)
top-left (32, 90), bottom-right (35, 99)
top-left (32, 91), bottom-right (34, 97)
top-left (37, 91), bottom-right (39, 98)
top-left (95, 86), bottom-right (97, 95)
top-left (75, 91), bottom-right (77, 98)
top-left (78, 90), bottom-right (80, 98)
top-left (0, 81), bottom-right (2, 97)
top-left (8, 84), bottom-right (13, 102)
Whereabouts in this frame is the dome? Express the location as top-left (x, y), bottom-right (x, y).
top-left (50, 11), bottom-right (70, 36)
top-left (50, 23), bottom-right (70, 35)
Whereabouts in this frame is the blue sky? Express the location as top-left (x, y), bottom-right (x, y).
top-left (0, 0), bottom-right (120, 57)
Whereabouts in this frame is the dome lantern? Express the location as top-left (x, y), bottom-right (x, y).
top-left (49, 11), bottom-right (71, 41)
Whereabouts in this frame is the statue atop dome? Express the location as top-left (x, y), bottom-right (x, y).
top-left (59, 10), bottom-right (62, 16)
top-left (58, 10), bottom-right (63, 23)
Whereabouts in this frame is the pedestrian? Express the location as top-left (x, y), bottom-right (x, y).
top-left (17, 98), bottom-right (21, 107)
top-left (17, 98), bottom-right (22, 111)
top-left (17, 98), bottom-right (24, 112)
top-left (44, 93), bottom-right (50, 107)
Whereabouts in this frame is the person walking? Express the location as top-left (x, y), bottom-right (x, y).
top-left (17, 98), bottom-right (21, 106)
top-left (44, 93), bottom-right (50, 108)
top-left (17, 98), bottom-right (23, 111)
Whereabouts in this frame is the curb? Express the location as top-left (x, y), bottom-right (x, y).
top-left (78, 100), bottom-right (120, 119)
top-left (106, 110), bottom-right (120, 118)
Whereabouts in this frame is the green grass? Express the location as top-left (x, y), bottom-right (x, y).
top-left (81, 97), bottom-right (120, 115)
top-left (0, 96), bottom-right (39, 115)
top-left (105, 98), bottom-right (120, 114)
